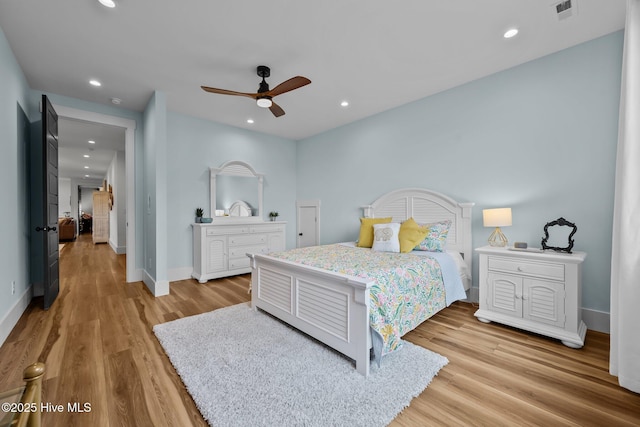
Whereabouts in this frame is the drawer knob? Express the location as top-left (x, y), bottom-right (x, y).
top-left (517, 267), bottom-right (523, 272)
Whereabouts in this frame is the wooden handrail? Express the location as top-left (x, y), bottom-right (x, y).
top-left (14, 362), bottom-right (45, 427)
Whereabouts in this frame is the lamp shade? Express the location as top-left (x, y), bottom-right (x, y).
top-left (483, 208), bottom-right (512, 227)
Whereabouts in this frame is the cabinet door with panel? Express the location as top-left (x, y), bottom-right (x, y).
top-left (205, 235), bottom-right (227, 274)
top-left (524, 278), bottom-right (565, 328)
top-left (486, 272), bottom-right (522, 317)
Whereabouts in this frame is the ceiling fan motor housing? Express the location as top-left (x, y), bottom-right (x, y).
top-left (257, 66), bottom-right (271, 93)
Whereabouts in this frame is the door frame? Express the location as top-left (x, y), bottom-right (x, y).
top-left (296, 199), bottom-right (320, 248)
top-left (53, 105), bottom-right (140, 283)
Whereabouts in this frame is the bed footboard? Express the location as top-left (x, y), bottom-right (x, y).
top-left (248, 253), bottom-right (374, 376)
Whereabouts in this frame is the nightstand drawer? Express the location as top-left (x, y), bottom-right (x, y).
top-left (488, 257), bottom-right (565, 281)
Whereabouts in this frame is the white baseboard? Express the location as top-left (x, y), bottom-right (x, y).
top-left (109, 240), bottom-right (126, 255)
top-left (142, 269), bottom-right (170, 297)
top-left (168, 266), bottom-right (193, 282)
top-left (0, 286), bottom-right (33, 348)
top-left (582, 308), bottom-right (609, 334)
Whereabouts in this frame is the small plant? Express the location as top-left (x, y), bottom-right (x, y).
top-left (269, 211), bottom-right (279, 221)
top-left (195, 207), bottom-right (204, 223)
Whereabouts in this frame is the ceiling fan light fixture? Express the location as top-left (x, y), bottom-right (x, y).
top-left (256, 97), bottom-right (273, 108)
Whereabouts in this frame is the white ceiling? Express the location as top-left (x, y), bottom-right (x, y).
top-left (0, 0), bottom-right (626, 146)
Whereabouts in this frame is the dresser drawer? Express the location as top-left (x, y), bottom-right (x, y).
top-left (488, 256), bottom-right (565, 281)
top-left (229, 234), bottom-right (267, 247)
top-left (250, 225), bottom-right (285, 233)
top-left (229, 257), bottom-right (251, 270)
top-left (229, 245), bottom-right (268, 258)
top-left (206, 226), bottom-right (249, 236)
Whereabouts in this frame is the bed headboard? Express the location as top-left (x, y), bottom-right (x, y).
top-left (362, 188), bottom-right (475, 278)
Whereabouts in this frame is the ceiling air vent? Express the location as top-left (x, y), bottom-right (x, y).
top-left (554, 0), bottom-right (577, 21)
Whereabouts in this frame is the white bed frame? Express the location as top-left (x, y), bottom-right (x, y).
top-left (248, 188), bottom-right (474, 376)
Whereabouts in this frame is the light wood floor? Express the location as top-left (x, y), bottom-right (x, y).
top-left (1, 234), bottom-right (639, 426)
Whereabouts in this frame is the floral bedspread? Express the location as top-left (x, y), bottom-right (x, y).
top-left (269, 244), bottom-right (446, 357)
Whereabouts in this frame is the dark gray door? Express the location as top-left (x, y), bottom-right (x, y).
top-left (36, 95), bottom-right (60, 310)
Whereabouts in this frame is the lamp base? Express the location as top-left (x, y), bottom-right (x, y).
top-left (488, 227), bottom-right (508, 247)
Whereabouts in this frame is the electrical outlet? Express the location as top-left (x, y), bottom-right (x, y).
top-left (11, 281), bottom-right (16, 295)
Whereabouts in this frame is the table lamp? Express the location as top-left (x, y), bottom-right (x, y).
top-left (483, 208), bottom-right (512, 247)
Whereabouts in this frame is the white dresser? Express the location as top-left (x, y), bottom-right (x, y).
top-left (192, 221), bottom-right (286, 283)
top-left (474, 245), bottom-right (587, 348)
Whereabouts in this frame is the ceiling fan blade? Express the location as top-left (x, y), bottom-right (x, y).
top-left (269, 102), bottom-right (285, 117)
top-left (201, 86), bottom-right (257, 99)
top-left (267, 76), bottom-right (311, 97)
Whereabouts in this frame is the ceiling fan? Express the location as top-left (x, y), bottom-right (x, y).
top-left (201, 66), bottom-right (311, 117)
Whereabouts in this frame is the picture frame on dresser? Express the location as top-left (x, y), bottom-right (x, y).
top-left (474, 245), bottom-right (587, 348)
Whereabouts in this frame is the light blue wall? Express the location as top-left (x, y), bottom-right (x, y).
top-left (0, 25), bottom-right (31, 322)
top-left (297, 31), bottom-right (623, 313)
top-left (166, 112), bottom-right (297, 269)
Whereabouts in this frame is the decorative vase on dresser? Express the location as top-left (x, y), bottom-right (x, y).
top-left (474, 245), bottom-right (587, 348)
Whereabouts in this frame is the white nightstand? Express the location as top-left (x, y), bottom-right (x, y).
top-left (474, 245), bottom-right (587, 348)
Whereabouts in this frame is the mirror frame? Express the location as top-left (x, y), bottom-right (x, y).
top-left (541, 217), bottom-right (577, 254)
top-left (210, 160), bottom-right (264, 222)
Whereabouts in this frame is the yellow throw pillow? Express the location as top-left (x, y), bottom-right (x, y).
top-left (399, 217), bottom-right (430, 253)
top-left (357, 217), bottom-right (392, 248)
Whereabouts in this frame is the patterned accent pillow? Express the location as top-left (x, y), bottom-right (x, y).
top-left (414, 220), bottom-right (452, 252)
top-left (371, 223), bottom-right (401, 253)
top-left (356, 217), bottom-right (392, 248)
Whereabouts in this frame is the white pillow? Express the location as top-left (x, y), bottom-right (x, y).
top-left (371, 223), bottom-right (401, 253)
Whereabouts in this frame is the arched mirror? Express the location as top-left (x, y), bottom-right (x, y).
top-left (210, 161), bottom-right (264, 222)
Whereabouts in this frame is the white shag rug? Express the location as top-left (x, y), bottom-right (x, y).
top-left (153, 303), bottom-right (447, 427)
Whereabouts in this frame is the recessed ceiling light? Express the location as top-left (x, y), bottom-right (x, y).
top-left (340, 101), bottom-right (349, 107)
top-left (99, 0), bottom-right (116, 8)
top-left (247, 119), bottom-right (254, 124)
top-left (85, 175), bottom-right (90, 178)
top-left (83, 154), bottom-right (90, 158)
top-left (88, 140), bottom-right (96, 144)
top-left (111, 97), bottom-right (121, 105)
top-left (84, 166), bottom-right (90, 169)
top-left (89, 79), bottom-right (102, 87)
top-left (504, 28), bottom-right (519, 39)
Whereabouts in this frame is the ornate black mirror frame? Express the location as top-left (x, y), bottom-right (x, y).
top-left (541, 217), bottom-right (577, 253)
